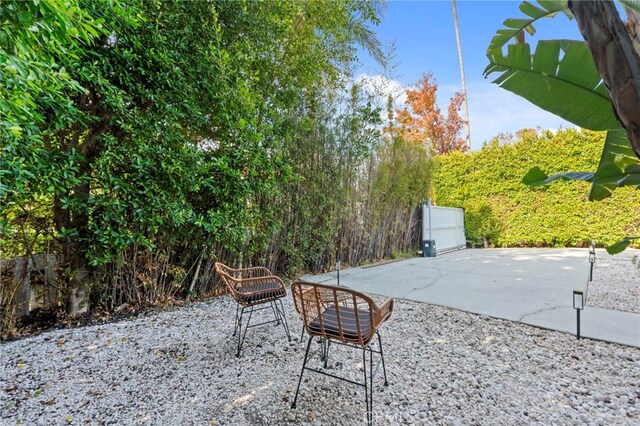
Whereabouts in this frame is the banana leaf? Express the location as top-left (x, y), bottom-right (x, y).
top-left (491, 0), bottom-right (639, 252)
top-left (485, 40), bottom-right (619, 131)
top-left (606, 237), bottom-right (639, 255)
top-left (487, 0), bottom-right (572, 52)
top-left (522, 130), bottom-right (640, 200)
top-left (619, 0), bottom-right (640, 13)
top-left (588, 129), bottom-right (640, 200)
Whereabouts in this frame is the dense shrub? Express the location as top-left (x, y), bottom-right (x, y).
top-left (433, 129), bottom-right (640, 247)
top-left (0, 1), bottom-right (429, 335)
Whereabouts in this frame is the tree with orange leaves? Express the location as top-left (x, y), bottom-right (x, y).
top-left (391, 72), bottom-right (467, 154)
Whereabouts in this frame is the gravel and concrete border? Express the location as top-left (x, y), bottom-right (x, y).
top-left (1, 258), bottom-right (639, 425)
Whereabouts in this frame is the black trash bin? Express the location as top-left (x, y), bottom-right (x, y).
top-left (422, 239), bottom-right (436, 257)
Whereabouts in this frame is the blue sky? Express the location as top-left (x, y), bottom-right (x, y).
top-left (357, 0), bottom-right (583, 150)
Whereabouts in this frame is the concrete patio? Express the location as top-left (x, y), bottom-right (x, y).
top-left (303, 248), bottom-right (640, 348)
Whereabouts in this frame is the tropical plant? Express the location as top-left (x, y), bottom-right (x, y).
top-left (433, 129), bottom-right (640, 248)
top-left (484, 0), bottom-right (640, 253)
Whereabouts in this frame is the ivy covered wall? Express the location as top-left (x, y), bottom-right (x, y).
top-left (433, 129), bottom-right (640, 247)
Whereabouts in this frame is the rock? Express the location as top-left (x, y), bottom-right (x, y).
top-left (1, 263), bottom-right (638, 425)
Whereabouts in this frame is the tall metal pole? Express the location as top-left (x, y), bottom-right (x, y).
top-left (452, 0), bottom-right (471, 150)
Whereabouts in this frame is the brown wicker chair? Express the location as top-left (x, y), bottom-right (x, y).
top-left (290, 280), bottom-right (393, 424)
top-left (215, 262), bottom-right (291, 357)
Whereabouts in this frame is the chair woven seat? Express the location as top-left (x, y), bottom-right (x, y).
top-left (308, 305), bottom-right (372, 341)
top-left (235, 281), bottom-right (286, 303)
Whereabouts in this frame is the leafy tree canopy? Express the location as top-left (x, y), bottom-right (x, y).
top-left (0, 0), bottom-right (390, 314)
top-left (389, 72), bottom-right (466, 155)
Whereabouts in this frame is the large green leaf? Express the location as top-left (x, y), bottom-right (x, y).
top-left (590, 163), bottom-right (640, 199)
top-left (522, 166), bottom-right (593, 186)
top-left (522, 162), bottom-right (640, 197)
top-left (487, 0), bottom-right (572, 52)
top-left (522, 131), bottom-right (640, 200)
top-left (588, 129), bottom-right (640, 200)
top-left (485, 40), bottom-right (620, 131)
top-left (606, 237), bottom-right (638, 255)
top-left (619, 0), bottom-right (640, 14)
top-left (493, 0), bottom-right (639, 254)
top-left (595, 129), bottom-right (640, 169)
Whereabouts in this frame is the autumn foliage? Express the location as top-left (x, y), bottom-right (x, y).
top-left (390, 72), bottom-right (467, 154)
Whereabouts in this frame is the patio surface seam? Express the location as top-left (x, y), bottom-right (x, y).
top-left (518, 305), bottom-right (565, 323)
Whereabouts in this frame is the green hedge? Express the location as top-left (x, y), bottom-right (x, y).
top-left (433, 129), bottom-right (640, 247)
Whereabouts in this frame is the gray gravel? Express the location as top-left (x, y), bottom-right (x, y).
top-left (2, 261), bottom-right (639, 425)
top-left (588, 251), bottom-right (640, 313)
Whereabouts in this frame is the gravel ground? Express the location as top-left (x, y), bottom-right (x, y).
top-left (587, 251), bottom-right (640, 313)
top-left (2, 262), bottom-right (639, 425)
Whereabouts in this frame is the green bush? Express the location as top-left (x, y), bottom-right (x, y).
top-left (433, 129), bottom-right (640, 247)
top-left (464, 199), bottom-right (502, 247)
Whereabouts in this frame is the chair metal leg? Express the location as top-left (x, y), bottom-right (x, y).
top-left (377, 331), bottom-right (389, 386)
top-left (270, 301), bottom-right (280, 325)
top-left (323, 339), bottom-right (331, 368)
top-left (319, 338), bottom-right (326, 363)
top-left (276, 299), bottom-right (291, 342)
top-left (299, 325), bottom-right (305, 342)
top-left (362, 348), bottom-right (371, 425)
top-left (236, 306), bottom-right (254, 357)
top-left (369, 347), bottom-right (373, 424)
top-left (232, 303), bottom-right (240, 336)
top-left (236, 306), bottom-right (244, 355)
top-left (292, 336), bottom-right (314, 409)
top-left (291, 337), bottom-right (384, 421)
top-left (233, 298), bottom-right (291, 356)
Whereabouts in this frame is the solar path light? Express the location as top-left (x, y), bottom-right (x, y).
top-left (573, 289), bottom-right (584, 339)
top-left (588, 243), bottom-right (596, 281)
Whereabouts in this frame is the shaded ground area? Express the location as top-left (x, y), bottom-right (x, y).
top-left (304, 248), bottom-right (640, 348)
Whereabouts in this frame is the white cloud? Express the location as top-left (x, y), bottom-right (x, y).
top-left (355, 73), bottom-right (407, 106)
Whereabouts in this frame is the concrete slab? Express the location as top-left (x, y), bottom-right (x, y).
top-left (302, 248), bottom-right (640, 348)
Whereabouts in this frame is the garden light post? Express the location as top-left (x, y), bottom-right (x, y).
top-left (573, 290), bottom-right (584, 339)
top-left (336, 260), bottom-right (340, 286)
top-left (589, 243), bottom-right (596, 282)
